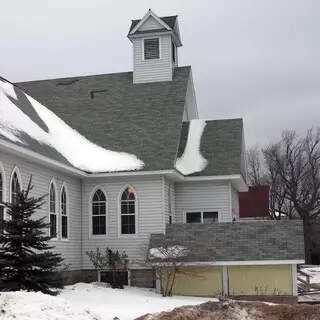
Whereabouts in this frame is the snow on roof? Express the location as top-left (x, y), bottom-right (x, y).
top-left (149, 245), bottom-right (189, 259)
top-left (175, 119), bottom-right (208, 175)
top-left (0, 79), bottom-right (144, 173)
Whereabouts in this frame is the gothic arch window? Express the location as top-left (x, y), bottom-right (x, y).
top-left (60, 183), bottom-right (68, 239)
top-left (91, 187), bottom-right (107, 236)
top-left (49, 179), bottom-right (57, 238)
top-left (120, 186), bottom-right (137, 235)
top-left (10, 167), bottom-right (21, 204)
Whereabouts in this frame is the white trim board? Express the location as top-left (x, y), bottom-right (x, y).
top-left (129, 10), bottom-right (172, 35)
top-left (292, 264), bottom-right (298, 296)
top-left (0, 139), bottom-right (85, 177)
top-left (150, 260), bottom-right (305, 267)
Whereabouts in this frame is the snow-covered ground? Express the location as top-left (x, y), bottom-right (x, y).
top-left (299, 266), bottom-right (320, 302)
top-left (0, 283), bottom-right (214, 320)
top-left (301, 266), bottom-right (320, 284)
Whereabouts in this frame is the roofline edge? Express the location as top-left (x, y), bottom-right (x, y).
top-left (148, 260), bottom-right (305, 267)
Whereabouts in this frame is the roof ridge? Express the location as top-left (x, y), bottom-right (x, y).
top-left (15, 70), bottom-right (134, 84)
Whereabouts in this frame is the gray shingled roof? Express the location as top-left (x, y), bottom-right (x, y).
top-left (0, 78), bottom-right (72, 166)
top-left (129, 15), bottom-right (178, 33)
top-left (147, 220), bottom-right (305, 263)
top-left (15, 67), bottom-right (191, 172)
top-left (176, 119), bottom-right (244, 176)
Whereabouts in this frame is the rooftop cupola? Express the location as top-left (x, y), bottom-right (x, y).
top-left (128, 10), bottom-right (183, 84)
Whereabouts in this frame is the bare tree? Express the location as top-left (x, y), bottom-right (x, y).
top-left (147, 245), bottom-right (190, 297)
top-left (263, 129), bottom-right (320, 262)
top-left (247, 146), bottom-right (295, 220)
top-left (247, 146), bottom-right (265, 186)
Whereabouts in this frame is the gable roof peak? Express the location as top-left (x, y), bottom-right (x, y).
top-left (129, 10), bottom-right (177, 35)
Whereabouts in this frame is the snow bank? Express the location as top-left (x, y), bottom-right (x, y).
top-left (0, 79), bottom-right (144, 172)
top-left (60, 283), bottom-right (212, 320)
top-left (175, 119), bottom-right (208, 175)
top-left (149, 245), bottom-right (189, 259)
top-left (0, 291), bottom-right (102, 320)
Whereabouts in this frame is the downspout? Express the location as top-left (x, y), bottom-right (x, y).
top-left (162, 176), bottom-right (166, 234)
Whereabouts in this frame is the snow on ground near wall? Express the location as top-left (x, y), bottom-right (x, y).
top-left (59, 283), bottom-right (213, 320)
top-left (175, 119), bottom-right (208, 175)
top-left (0, 79), bottom-right (144, 172)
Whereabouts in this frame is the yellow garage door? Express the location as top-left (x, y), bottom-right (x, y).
top-left (163, 267), bottom-right (222, 297)
top-left (228, 265), bottom-right (292, 296)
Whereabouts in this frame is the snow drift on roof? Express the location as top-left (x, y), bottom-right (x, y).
top-left (175, 119), bottom-right (208, 175)
top-left (0, 79), bottom-right (144, 172)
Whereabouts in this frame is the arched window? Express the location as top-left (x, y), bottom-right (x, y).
top-left (49, 179), bottom-right (57, 238)
top-left (91, 188), bottom-right (107, 235)
top-left (120, 187), bottom-right (136, 235)
top-left (11, 171), bottom-right (21, 204)
top-left (60, 184), bottom-right (68, 239)
top-left (0, 164), bottom-right (5, 233)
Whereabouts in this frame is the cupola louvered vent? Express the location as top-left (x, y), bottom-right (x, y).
top-left (144, 38), bottom-right (160, 60)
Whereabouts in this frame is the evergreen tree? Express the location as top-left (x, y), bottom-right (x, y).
top-left (0, 176), bottom-right (64, 295)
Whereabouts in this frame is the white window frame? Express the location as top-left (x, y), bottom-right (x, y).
top-left (89, 185), bottom-right (108, 238)
top-left (60, 182), bottom-right (69, 241)
top-left (9, 165), bottom-right (22, 205)
top-left (118, 184), bottom-right (138, 238)
top-left (142, 37), bottom-right (162, 61)
top-left (0, 161), bottom-right (6, 231)
top-left (48, 178), bottom-right (58, 240)
top-left (183, 209), bottom-right (222, 224)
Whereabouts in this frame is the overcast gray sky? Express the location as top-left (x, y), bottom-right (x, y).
top-left (1, 0), bottom-right (319, 146)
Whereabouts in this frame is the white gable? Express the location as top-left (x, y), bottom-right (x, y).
top-left (138, 16), bottom-right (164, 32)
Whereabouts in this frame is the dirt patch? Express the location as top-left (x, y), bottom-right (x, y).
top-left (135, 300), bottom-right (320, 320)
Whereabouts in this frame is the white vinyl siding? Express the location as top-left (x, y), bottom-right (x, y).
top-left (133, 35), bottom-right (173, 83)
top-left (231, 185), bottom-right (239, 221)
top-left (137, 16), bottom-right (164, 32)
top-left (0, 151), bottom-right (82, 270)
top-left (82, 176), bottom-right (164, 268)
top-left (175, 181), bottom-right (232, 223)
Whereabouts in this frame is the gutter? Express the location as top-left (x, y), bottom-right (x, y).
top-left (0, 138), bottom-right (248, 190)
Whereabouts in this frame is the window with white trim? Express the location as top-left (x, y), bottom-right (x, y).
top-left (61, 186), bottom-right (68, 239)
top-left (11, 171), bottom-right (21, 204)
top-left (172, 42), bottom-right (176, 63)
top-left (0, 171), bottom-right (4, 233)
top-left (185, 211), bottom-right (219, 224)
top-left (92, 189), bottom-right (107, 235)
top-left (120, 187), bottom-right (136, 235)
top-left (49, 181), bottom-right (57, 238)
top-left (144, 38), bottom-right (160, 60)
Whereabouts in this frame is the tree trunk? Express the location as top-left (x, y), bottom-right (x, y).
top-left (303, 218), bottom-right (313, 264)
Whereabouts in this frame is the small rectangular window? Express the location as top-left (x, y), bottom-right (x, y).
top-left (203, 212), bottom-right (218, 223)
top-left (186, 212), bottom-right (201, 223)
top-left (186, 211), bottom-right (219, 224)
top-left (144, 38), bottom-right (160, 60)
